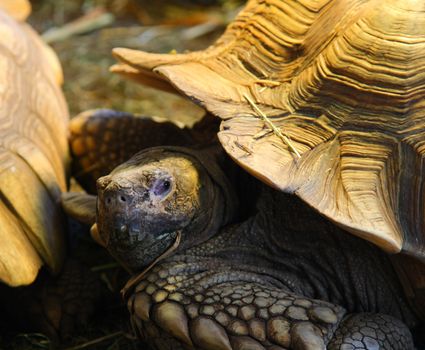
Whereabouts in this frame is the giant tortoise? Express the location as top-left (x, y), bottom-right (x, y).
top-left (64, 0), bottom-right (425, 348)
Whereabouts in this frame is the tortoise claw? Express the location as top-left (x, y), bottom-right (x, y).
top-left (153, 301), bottom-right (192, 347)
top-left (190, 317), bottom-right (232, 350)
top-left (291, 322), bottom-right (326, 350)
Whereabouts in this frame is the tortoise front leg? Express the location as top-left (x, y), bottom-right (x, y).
top-left (127, 260), bottom-right (346, 350)
top-left (1, 259), bottom-right (101, 342)
top-left (69, 109), bottom-right (218, 192)
top-left (127, 260), bottom-right (415, 350)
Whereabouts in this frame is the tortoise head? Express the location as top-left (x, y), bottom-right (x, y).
top-left (95, 147), bottom-right (237, 272)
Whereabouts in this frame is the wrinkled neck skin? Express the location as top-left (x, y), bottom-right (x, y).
top-left (167, 186), bottom-right (418, 328)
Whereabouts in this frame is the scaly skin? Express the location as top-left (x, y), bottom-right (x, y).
top-left (67, 111), bottom-right (419, 349)
top-left (94, 148), bottom-right (417, 349)
top-left (125, 188), bottom-right (416, 349)
top-left (0, 259), bottom-right (101, 341)
top-left (69, 109), bottom-right (219, 193)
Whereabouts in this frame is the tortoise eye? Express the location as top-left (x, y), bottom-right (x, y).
top-left (152, 178), bottom-right (172, 197)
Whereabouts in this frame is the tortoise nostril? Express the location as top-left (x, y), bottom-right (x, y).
top-left (102, 189), bottom-right (130, 208)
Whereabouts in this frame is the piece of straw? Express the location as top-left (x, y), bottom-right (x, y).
top-left (243, 93), bottom-right (301, 158)
top-left (64, 331), bottom-right (124, 350)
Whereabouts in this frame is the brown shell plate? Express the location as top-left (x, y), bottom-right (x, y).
top-left (0, 3), bottom-right (69, 286)
top-left (112, 0), bottom-right (425, 261)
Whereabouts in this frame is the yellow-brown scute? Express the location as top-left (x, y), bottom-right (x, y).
top-left (0, 7), bottom-right (68, 286)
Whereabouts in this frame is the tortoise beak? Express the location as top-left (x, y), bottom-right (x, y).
top-left (90, 224), bottom-right (105, 247)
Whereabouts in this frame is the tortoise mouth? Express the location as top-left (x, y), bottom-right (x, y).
top-left (135, 229), bottom-right (181, 271)
top-left (103, 223), bottom-right (181, 272)
top-left (123, 230), bottom-right (179, 257)
top-left (121, 230), bottom-right (182, 298)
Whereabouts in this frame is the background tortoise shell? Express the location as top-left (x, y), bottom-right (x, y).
top-left (111, 0), bottom-right (425, 262)
top-left (0, 0), bottom-right (69, 286)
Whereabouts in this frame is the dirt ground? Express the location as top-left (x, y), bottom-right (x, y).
top-left (0, 0), bottom-right (242, 349)
top-left (30, 0), bottom-right (243, 124)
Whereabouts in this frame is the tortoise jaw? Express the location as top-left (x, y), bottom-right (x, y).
top-left (99, 214), bottom-right (182, 272)
top-left (117, 229), bottom-right (179, 260)
top-left (121, 230), bottom-right (182, 298)
top-left (95, 180), bottom-right (182, 271)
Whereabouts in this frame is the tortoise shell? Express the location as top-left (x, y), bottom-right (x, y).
top-left (0, 0), bottom-right (69, 286)
top-left (0, 0), bottom-right (30, 21)
top-left (112, 0), bottom-right (425, 261)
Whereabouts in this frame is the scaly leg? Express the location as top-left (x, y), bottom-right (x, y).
top-left (69, 109), bottom-right (218, 192)
top-left (0, 259), bottom-right (101, 341)
top-left (127, 259), bottom-right (344, 350)
top-left (126, 258), bottom-right (414, 350)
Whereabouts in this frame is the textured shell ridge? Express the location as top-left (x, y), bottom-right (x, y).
top-left (0, 0), bottom-right (31, 21)
top-left (0, 8), bottom-right (68, 285)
